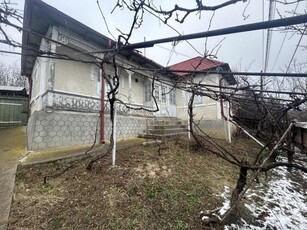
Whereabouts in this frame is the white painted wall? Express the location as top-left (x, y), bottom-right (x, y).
top-left (176, 73), bottom-right (222, 120)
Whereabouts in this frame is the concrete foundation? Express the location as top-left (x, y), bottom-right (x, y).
top-left (27, 110), bottom-right (149, 151)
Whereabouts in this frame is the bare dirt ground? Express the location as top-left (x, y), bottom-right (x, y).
top-left (8, 137), bottom-right (259, 230)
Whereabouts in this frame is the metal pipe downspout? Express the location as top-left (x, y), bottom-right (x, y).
top-left (100, 63), bottom-right (105, 144)
top-left (24, 74), bottom-right (32, 107)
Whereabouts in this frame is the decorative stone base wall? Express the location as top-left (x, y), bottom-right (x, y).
top-left (104, 114), bottom-right (149, 141)
top-left (27, 110), bottom-right (149, 151)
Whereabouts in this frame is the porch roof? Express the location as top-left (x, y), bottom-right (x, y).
top-left (0, 86), bottom-right (28, 96)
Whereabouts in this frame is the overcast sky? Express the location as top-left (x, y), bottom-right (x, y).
top-left (1, 0), bottom-right (306, 73)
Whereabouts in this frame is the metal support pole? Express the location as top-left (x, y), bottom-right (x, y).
top-left (123, 14), bottom-right (307, 50)
top-left (112, 101), bottom-right (117, 166)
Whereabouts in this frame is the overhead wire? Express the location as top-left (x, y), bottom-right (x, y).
top-left (155, 44), bottom-right (192, 59)
top-left (125, 66), bottom-right (307, 78)
top-left (142, 5), bottom-right (203, 57)
top-left (96, 0), bottom-right (116, 40)
top-left (117, 64), bottom-right (307, 99)
top-left (286, 25), bottom-right (307, 73)
top-left (271, 2), bottom-right (300, 72)
top-left (0, 50), bottom-right (101, 64)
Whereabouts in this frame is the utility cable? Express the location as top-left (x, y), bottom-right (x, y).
top-left (96, 0), bottom-right (116, 40)
top-left (271, 2), bottom-right (300, 72)
top-left (286, 25), bottom-right (306, 73)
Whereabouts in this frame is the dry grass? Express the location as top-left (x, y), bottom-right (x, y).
top-left (9, 137), bottom-right (260, 230)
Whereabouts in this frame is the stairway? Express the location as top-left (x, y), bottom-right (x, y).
top-left (139, 117), bottom-right (189, 140)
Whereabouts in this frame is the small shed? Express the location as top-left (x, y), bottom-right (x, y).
top-left (293, 122), bottom-right (307, 151)
top-left (0, 86), bottom-right (29, 127)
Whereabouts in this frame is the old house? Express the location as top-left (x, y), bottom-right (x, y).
top-left (169, 57), bottom-right (236, 139)
top-left (22, 0), bottom-right (235, 151)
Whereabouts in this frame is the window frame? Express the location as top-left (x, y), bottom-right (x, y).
top-left (144, 83), bottom-right (151, 102)
top-left (161, 86), bottom-right (166, 103)
top-left (170, 88), bottom-right (176, 105)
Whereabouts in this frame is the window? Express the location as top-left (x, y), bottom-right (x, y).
top-left (92, 65), bottom-right (101, 95)
top-left (185, 91), bottom-right (191, 105)
top-left (161, 87), bottom-right (166, 103)
top-left (186, 91), bottom-right (202, 105)
top-left (145, 84), bottom-right (151, 102)
top-left (170, 89), bottom-right (176, 105)
top-left (105, 75), bottom-right (112, 96)
top-left (96, 73), bottom-right (101, 96)
top-left (194, 94), bottom-right (203, 104)
top-left (154, 84), bottom-right (160, 101)
top-left (32, 68), bottom-right (38, 97)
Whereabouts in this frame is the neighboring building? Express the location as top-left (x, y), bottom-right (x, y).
top-left (169, 57), bottom-right (236, 139)
top-left (293, 122), bottom-right (307, 150)
top-left (0, 86), bottom-right (29, 127)
top-left (21, 0), bottom-right (236, 151)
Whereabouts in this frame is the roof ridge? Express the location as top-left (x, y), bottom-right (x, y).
top-left (168, 56), bottom-right (225, 68)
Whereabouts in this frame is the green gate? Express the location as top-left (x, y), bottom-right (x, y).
top-left (0, 97), bottom-right (28, 127)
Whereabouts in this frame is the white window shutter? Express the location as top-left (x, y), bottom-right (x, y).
top-left (90, 65), bottom-right (95, 81)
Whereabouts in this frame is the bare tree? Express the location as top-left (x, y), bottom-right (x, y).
top-left (2, 0), bottom-right (307, 228)
top-left (0, 0), bottom-right (23, 47)
top-left (0, 62), bottom-right (28, 89)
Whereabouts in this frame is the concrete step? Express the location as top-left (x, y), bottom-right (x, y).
top-left (148, 124), bottom-right (187, 130)
top-left (147, 128), bottom-right (188, 135)
top-left (153, 117), bottom-right (180, 121)
top-left (141, 117), bottom-right (189, 141)
top-left (138, 131), bottom-right (189, 140)
top-left (150, 120), bottom-right (188, 126)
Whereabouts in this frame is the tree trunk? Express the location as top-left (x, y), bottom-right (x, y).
top-left (230, 165), bottom-right (248, 208)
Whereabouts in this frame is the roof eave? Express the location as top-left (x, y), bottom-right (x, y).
top-left (21, 0), bottom-right (164, 77)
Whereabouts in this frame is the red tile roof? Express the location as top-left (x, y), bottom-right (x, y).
top-left (168, 56), bottom-right (227, 76)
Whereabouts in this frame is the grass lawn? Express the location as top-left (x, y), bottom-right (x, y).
top-left (9, 137), bottom-right (260, 229)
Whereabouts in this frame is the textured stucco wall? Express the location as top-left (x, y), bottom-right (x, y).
top-left (196, 119), bottom-right (226, 139)
top-left (176, 101), bottom-right (218, 120)
top-left (175, 74), bottom-right (221, 120)
top-left (130, 73), bottom-right (145, 105)
top-left (54, 59), bottom-right (95, 97)
top-left (53, 59), bottom-right (148, 107)
top-left (27, 110), bottom-right (148, 151)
